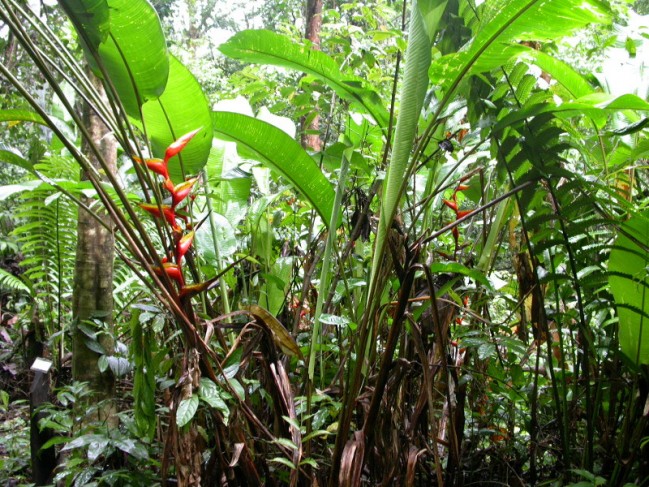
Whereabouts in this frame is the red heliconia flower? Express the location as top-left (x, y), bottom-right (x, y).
top-left (133, 156), bottom-right (169, 180)
top-left (139, 203), bottom-right (178, 230)
top-left (456, 184), bottom-right (470, 192)
top-left (163, 178), bottom-right (175, 193)
top-left (170, 177), bottom-right (198, 208)
top-left (164, 128), bottom-right (201, 164)
top-left (452, 225), bottom-right (459, 243)
top-left (153, 262), bottom-right (185, 286)
top-left (176, 231), bottom-right (195, 263)
top-left (443, 199), bottom-right (458, 211)
top-left (456, 209), bottom-right (472, 219)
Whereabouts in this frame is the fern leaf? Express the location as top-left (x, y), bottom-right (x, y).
top-left (0, 268), bottom-right (31, 295)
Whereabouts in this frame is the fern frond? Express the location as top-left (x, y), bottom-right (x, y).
top-left (0, 268), bottom-right (31, 295)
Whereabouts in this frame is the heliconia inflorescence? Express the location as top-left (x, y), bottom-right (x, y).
top-left (134, 129), bottom-right (205, 295)
top-left (443, 183), bottom-right (471, 247)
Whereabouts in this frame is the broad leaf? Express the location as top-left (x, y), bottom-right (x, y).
top-left (212, 111), bottom-right (335, 227)
top-left (609, 211), bottom-right (649, 366)
top-left (198, 377), bottom-right (230, 425)
top-left (219, 30), bottom-right (389, 131)
top-left (61, 0), bottom-right (169, 118)
top-left (369, 1), bottom-right (436, 306)
top-left (176, 395), bottom-right (199, 427)
top-left (0, 109), bottom-right (46, 126)
top-left (0, 149), bottom-right (33, 172)
top-left (205, 140), bottom-right (252, 226)
top-left (59, 0), bottom-right (109, 49)
top-left (141, 56), bottom-right (213, 181)
top-left (493, 93), bottom-right (649, 133)
top-left (429, 261), bottom-right (493, 290)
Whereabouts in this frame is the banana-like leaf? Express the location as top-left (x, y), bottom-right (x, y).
top-left (219, 30), bottom-right (389, 132)
top-left (369, 1), bottom-right (440, 292)
top-left (212, 110), bottom-right (336, 227)
top-left (61, 0), bottom-right (169, 118)
top-left (0, 109), bottom-right (46, 125)
top-left (141, 56), bottom-right (213, 182)
top-left (0, 149), bottom-right (32, 172)
top-left (430, 0), bottom-right (611, 98)
top-left (609, 211), bottom-right (649, 367)
top-left (58, 0), bottom-right (109, 49)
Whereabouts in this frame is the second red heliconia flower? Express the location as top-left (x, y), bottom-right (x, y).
top-left (164, 128), bottom-right (202, 165)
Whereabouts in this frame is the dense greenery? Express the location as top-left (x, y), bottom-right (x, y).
top-left (1, 0), bottom-right (648, 485)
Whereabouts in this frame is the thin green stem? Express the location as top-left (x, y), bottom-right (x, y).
top-left (308, 150), bottom-right (350, 385)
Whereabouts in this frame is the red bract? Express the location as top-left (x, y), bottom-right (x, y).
top-left (443, 199), bottom-right (458, 211)
top-left (456, 209), bottom-right (472, 219)
top-left (170, 178), bottom-right (198, 208)
top-left (164, 128), bottom-right (201, 163)
top-left (133, 156), bottom-right (169, 180)
top-left (163, 178), bottom-right (175, 193)
top-left (153, 262), bottom-right (185, 286)
top-left (139, 203), bottom-right (178, 230)
top-left (456, 184), bottom-right (470, 191)
top-left (176, 231), bottom-right (194, 263)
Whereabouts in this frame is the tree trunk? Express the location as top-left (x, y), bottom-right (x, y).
top-left (71, 69), bottom-right (117, 420)
top-left (301, 0), bottom-right (324, 151)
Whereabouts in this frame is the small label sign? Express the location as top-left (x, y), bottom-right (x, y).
top-left (31, 358), bottom-right (52, 373)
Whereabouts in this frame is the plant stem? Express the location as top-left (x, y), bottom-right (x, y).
top-left (308, 150), bottom-right (350, 385)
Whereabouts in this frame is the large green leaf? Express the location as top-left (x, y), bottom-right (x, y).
top-left (61, 0), bottom-right (169, 118)
top-left (141, 56), bottom-right (213, 181)
top-left (0, 109), bottom-right (46, 126)
top-left (609, 211), bottom-right (649, 367)
top-left (58, 0), bottom-right (109, 49)
top-left (212, 111), bottom-right (335, 227)
top-left (219, 30), bottom-right (389, 132)
top-left (0, 149), bottom-right (33, 172)
top-left (369, 1), bottom-right (439, 295)
top-left (429, 0), bottom-right (611, 98)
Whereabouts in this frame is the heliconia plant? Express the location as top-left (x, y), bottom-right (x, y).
top-left (135, 130), bottom-right (203, 294)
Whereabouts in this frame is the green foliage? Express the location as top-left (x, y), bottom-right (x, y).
top-left (212, 110), bottom-right (337, 226)
top-left (0, 268), bottom-right (30, 295)
top-left (0, 395), bottom-right (30, 484)
top-left (141, 55), bottom-right (213, 180)
top-left (219, 29), bottom-right (389, 130)
top-left (60, 0), bottom-right (169, 116)
top-left (3, 0), bottom-right (649, 485)
top-left (609, 210), bottom-right (649, 366)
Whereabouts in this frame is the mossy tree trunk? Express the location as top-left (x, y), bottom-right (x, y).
top-left (71, 69), bottom-right (117, 421)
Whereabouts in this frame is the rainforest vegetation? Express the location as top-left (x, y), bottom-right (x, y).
top-left (1, 0), bottom-right (649, 485)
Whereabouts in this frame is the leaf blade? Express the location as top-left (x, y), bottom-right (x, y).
top-left (212, 111), bottom-right (335, 227)
top-left (219, 30), bottom-right (388, 131)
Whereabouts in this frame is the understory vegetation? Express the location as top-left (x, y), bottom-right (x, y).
top-left (1, 0), bottom-right (649, 485)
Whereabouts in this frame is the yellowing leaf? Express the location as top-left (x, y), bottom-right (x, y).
top-left (245, 304), bottom-right (304, 359)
